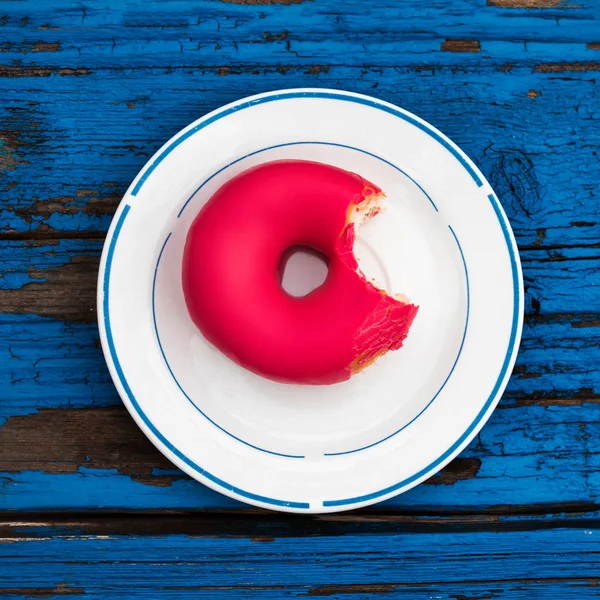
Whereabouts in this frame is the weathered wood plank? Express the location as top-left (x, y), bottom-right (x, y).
top-left (0, 582), bottom-right (597, 600)
top-left (1, 311), bottom-right (597, 414)
top-left (1, 65), bottom-right (597, 247)
top-left (0, 0), bottom-right (598, 247)
top-left (1, 240), bottom-right (598, 321)
top-left (0, 0), bottom-right (597, 69)
top-left (0, 518), bottom-right (599, 598)
top-left (0, 238), bottom-right (598, 416)
top-left (1, 388), bottom-right (598, 510)
top-left (4, 508), bottom-right (600, 537)
top-left (0, 235), bottom-right (598, 510)
top-left (1, 0), bottom-right (596, 61)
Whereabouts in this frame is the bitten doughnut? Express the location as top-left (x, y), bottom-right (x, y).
top-left (182, 160), bottom-right (418, 385)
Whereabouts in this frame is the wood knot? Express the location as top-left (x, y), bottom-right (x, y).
top-left (484, 147), bottom-right (542, 220)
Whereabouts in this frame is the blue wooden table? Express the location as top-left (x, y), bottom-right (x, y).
top-left (0, 0), bottom-right (599, 597)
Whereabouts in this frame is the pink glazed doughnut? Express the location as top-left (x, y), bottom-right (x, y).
top-left (182, 160), bottom-right (418, 385)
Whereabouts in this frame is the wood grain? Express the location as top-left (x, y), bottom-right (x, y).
top-left (0, 255), bottom-right (98, 321)
top-left (3, 508), bottom-right (600, 536)
top-left (1, 240), bottom-right (598, 320)
top-left (0, 519), bottom-right (599, 598)
top-left (1, 66), bottom-right (597, 247)
top-left (441, 40), bottom-right (481, 52)
top-left (488, 0), bottom-right (580, 7)
top-left (0, 2), bottom-right (598, 248)
top-left (0, 405), bottom-right (483, 489)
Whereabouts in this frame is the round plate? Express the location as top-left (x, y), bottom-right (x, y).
top-left (98, 88), bottom-right (523, 513)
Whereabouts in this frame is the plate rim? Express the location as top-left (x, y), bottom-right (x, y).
top-left (97, 87), bottom-right (524, 513)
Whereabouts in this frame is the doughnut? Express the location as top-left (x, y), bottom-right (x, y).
top-left (182, 160), bottom-right (418, 385)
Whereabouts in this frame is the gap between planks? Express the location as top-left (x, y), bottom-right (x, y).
top-left (1, 503), bottom-right (600, 539)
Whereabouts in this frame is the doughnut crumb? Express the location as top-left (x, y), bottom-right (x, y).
top-left (338, 183), bottom-right (418, 376)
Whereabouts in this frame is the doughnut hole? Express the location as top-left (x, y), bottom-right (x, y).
top-left (279, 245), bottom-right (330, 298)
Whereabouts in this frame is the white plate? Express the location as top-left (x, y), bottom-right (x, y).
top-left (98, 89), bottom-right (523, 513)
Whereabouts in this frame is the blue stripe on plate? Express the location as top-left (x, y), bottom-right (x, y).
top-left (103, 205), bottom-right (309, 509)
top-left (322, 192), bottom-right (521, 507)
